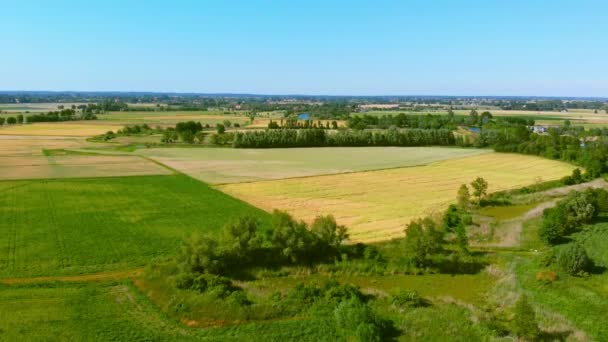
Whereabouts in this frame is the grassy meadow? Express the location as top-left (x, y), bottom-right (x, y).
top-left (0, 175), bottom-right (269, 278)
top-left (138, 147), bottom-right (490, 184)
top-left (220, 153), bottom-right (575, 242)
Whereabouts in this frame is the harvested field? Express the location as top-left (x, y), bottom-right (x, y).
top-left (100, 111), bottom-right (252, 126)
top-left (218, 153), bottom-right (576, 242)
top-left (0, 122), bottom-right (120, 137)
top-left (0, 155), bottom-right (171, 180)
top-left (138, 147), bottom-right (490, 184)
top-left (0, 135), bottom-right (95, 156)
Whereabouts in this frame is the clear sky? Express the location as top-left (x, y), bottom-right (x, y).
top-left (2, 0), bottom-right (607, 97)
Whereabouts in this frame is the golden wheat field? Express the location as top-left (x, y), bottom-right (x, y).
top-left (218, 153), bottom-right (576, 242)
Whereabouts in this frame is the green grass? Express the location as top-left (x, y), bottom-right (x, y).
top-left (138, 146), bottom-right (490, 184)
top-left (0, 281), bottom-right (342, 341)
top-left (514, 219), bottom-right (608, 340)
top-left (478, 203), bottom-right (537, 221)
top-left (378, 303), bottom-right (496, 341)
top-left (0, 174), bottom-right (269, 278)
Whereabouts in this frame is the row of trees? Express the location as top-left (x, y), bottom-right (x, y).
top-left (233, 128), bottom-right (455, 148)
top-left (0, 109), bottom-right (97, 126)
top-left (348, 111), bottom-right (494, 130)
top-left (268, 118), bottom-right (339, 129)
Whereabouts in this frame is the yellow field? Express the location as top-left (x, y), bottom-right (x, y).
top-left (0, 122), bottom-right (121, 137)
top-left (0, 135), bottom-right (171, 180)
top-left (0, 155), bottom-right (172, 180)
top-left (219, 153), bottom-right (576, 242)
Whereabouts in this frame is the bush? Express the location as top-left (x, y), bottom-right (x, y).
top-left (174, 272), bottom-right (239, 299)
top-left (556, 243), bottom-right (592, 275)
top-left (390, 290), bottom-right (426, 308)
top-left (334, 298), bottom-right (387, 342)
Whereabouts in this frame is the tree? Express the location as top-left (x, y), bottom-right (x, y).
top-left (468, 109), bottom-right (479, 126)
top-left (220, 216), bottom-right (261, 265)
top-left (556, 242), bottom-right (592, 275)
top-left (6, 117), bottom-right (17, 125)
top-left (0, 117), bottom-right (5, 126)
top-left (403, 218), bottom-right (444, 267)
top-left (311, 215), bottom-right (349, 256)
top-left (512, 295), bottom-right (540, 341)
top-left (179, 234), bottom-right (223, 274)
top-left (17, 114), bottom-right (24, 123)
top-left (457, 184), bottom-right (471, 208)
top-left (223, 120), bottom-right (232, 128)
top-left (161, 128), bottom-right (178, 143)
top-left (216, 123), bottom-right (226, 134)
top-left (179, 130), bottom-right (195, 144)
top-left (471, 177), bottom-right (488, 203)
top-left (480, 111), bottom-right (493, 125)
top-left (269, 210), bottom-right (317, 264)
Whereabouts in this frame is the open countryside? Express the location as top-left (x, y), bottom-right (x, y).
top-left (2, 1), bottom-right (608, 341)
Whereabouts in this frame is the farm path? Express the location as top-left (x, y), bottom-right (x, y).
top-left (476, 179), bottom-right (608, 248)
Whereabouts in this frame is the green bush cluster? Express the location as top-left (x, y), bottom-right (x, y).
top-left (539, 189), bottom-right (608, 244)
top-left (179, 211), bottom-right (349, 277)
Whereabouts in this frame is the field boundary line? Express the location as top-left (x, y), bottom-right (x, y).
top-left (0, 268), bottom-right (144, 285)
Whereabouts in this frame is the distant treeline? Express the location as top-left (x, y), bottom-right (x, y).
top-left (233, 128), bottom-right (456, 148)
top-left (347, 111), bottom-right (537, 130)
top-left (0, 109), bottom-right (96, 126)
top-left (27, 109), bottom-right (97, 122)
top-left (477, 122), bottom-right (608, 177)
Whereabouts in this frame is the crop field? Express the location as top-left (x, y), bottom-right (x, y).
top-left (138, 147), bottom-right (489, 184)
top-left (0, 122), bottom-right (121, 137)
top-left (0, 135), bottom-right (94, 156)
top-left (0, 155), bottom-right (172, 180)
top-left (0, 175), bottom-right (268, 277)
top-left (100, 111), bottom-right (253, 126)
top-left (219, 153), bottom-right (575, 242)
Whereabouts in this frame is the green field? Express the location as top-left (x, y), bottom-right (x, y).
top-left (0, 175), bottom-right (268, 278)
top-left (513, 214), bottom-right (608, 340)
top-left (137, 147), bottom-right (490, 184)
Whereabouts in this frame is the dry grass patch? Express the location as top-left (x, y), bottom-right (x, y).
top-left (218, 153), bottom-right (575, 242)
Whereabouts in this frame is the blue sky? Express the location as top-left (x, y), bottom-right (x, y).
top-left (1, 0), bottom-right (607, 96)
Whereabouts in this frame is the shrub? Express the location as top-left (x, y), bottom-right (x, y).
top-left (556, 243), bottom-right (592, 275)
top-left (334, 298), bottom-right (387, 342)
top-left (390, 290), bottom-right (426, 308)
top-left (535, 271), bottom-right (558, 284)
top-left (512, 295), bottom-right (540, 341)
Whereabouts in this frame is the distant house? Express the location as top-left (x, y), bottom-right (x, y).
top-left (531, 125), bottom-right (548, 134)
top-left (298, 113), bottom-right (310, 120)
